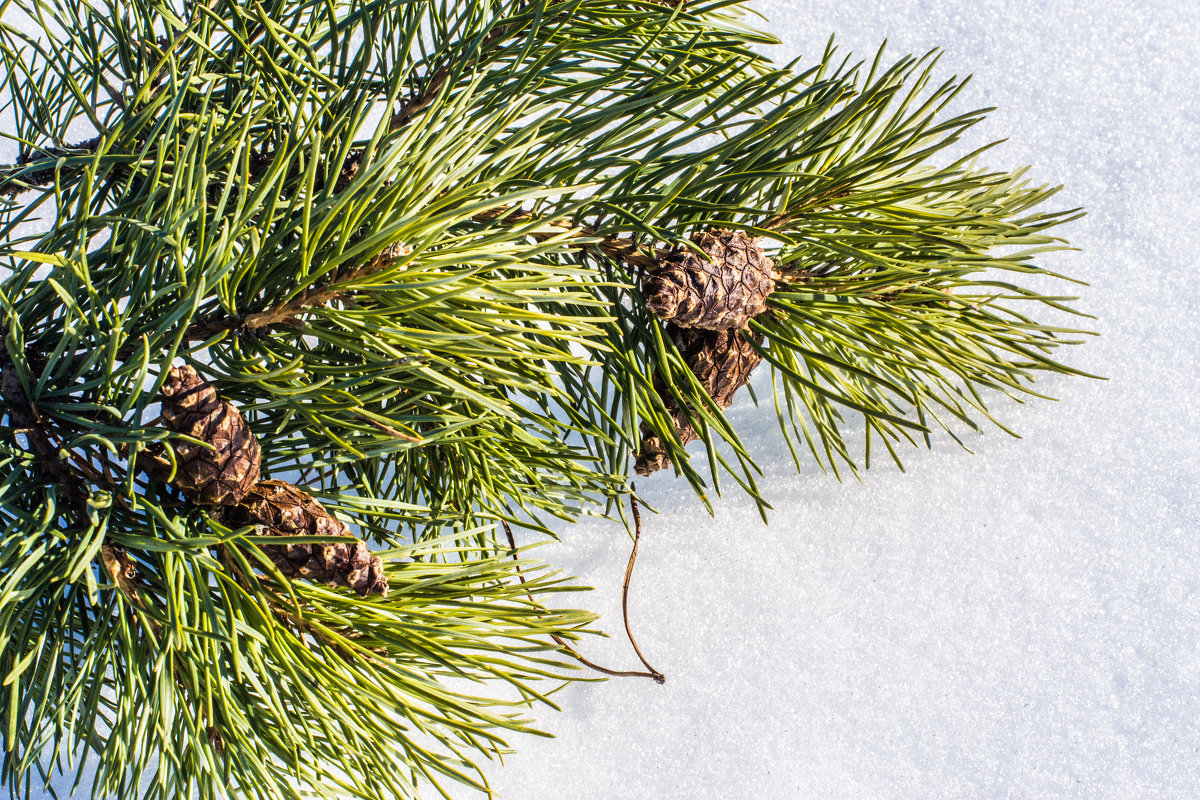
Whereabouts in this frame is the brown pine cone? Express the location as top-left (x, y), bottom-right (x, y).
top-left (635, 325), bottom-right (764, 476)
top-left (634, 413), bottom-right (697, 477)
top-left (643, 229), bottom-right (774, 330)
top-left (227, 480), bottom-right (388, 597)
top-left (672, 325), bottom-right (764, 408)
top-left (160, 365), bottom-right (261, 506)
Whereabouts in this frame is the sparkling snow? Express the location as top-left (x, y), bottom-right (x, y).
top-left (10, 0), bottom-right (1200, 796)
top-left (488, 1), bottom-right (1200, 798)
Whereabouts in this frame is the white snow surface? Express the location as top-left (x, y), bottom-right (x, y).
top-left (13, 0), bottom-right (1200, 797)
top-left (487, 1), bottom-right (1200, 798)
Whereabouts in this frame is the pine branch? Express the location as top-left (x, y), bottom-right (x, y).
top-left (0, 1), bottom-right (1090, 798)
top-left (188, 241), bottom-right (414, 341)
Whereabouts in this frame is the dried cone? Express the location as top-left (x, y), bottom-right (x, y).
top-left (160, 365), bottom-right (261, 505)
top-left (671, 325), bottom-right (765, 408)
top-left (635, 325), bottom-right (764, 476)
top-left (634, 410), bottom-right (697, 477)
top-left (643, 229), bottom-right (774, 331)
top-left (227, 480), bottom-right (388, 597)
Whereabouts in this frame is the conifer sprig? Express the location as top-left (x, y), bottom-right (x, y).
top-left (0, 0), bottom-right (1089, 797)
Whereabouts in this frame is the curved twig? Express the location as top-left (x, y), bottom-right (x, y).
top-left (502, 519), bottom-right (664, 683)
top-left (623, 485), bottom-right (665, 682)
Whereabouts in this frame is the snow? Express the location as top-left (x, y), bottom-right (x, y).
top-left (485, 1), bottom-right (1200, 798)
top-left (11, 0), bottom-right (1200, 796)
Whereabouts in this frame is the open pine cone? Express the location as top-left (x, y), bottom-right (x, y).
top-left (636, 325), bottom-right (764, 475)
top-left (160, 365), bottom-right (261, 505)
top-left (227, 480), bottom-right (388, 597)
top-left (643, 229), bottom-right (774, 330)
top-left (670, 325), bottom-right (765, 408)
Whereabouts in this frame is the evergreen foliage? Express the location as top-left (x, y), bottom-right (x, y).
top-left (0, 0), bottom-right (1088, 797)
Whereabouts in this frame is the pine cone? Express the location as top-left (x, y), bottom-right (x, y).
top-left (643, 229), bottom-right (774, 330)
top-left (635, 325), bottom-right (764, 476)
top-left (160, 366), bottom-right (261, 505)
top-left (634, 413), bottom-right (696, 477)
top-left (227, 480), bottom-right (388, 597)
top-left (672, 325), bottom-right (764, 408)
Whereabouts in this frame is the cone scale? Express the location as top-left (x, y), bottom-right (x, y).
top-left (636, 324), bottom-right (765, 476)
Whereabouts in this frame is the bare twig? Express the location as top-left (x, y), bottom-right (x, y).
top-left (622, 485), bottom-right (664, 682)
top-left (100, 543), bottom-right (145, 610)
top-left (159, 242), bottom-right (414, 345)
top-left (0, 136), bottom-right (105, 198)
top-left (502, 518), bottom-right (665, 684)
top-left (353, 413), bottom-right (422, 443)
top-left (388, 10), bottom-right (531, 134)
top-left (473, 205), bottom-right (661, 269)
